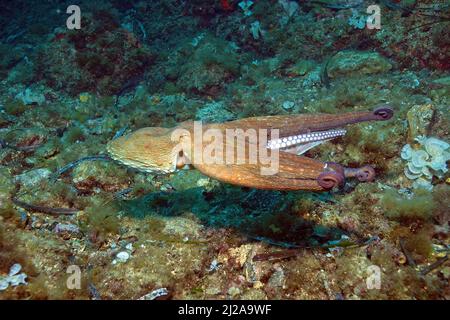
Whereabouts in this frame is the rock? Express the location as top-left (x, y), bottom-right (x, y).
top-left (196, 101), bottom-right (235, 123)
top-left (115, 251), bottom-right (130, 263)
top-left (15, 88), bottom-right (46, 106)
top-left (267, 265), bottom-right (285, 289)
top-left (431, 76), bottom-right (450, 87)
top-left (250, 21), bottom-right (263, 40)
top-left (282, 101), bottom-right (295, 110)
top-left (205, 286), bottom-right (221, 295)
top-left (279, 0), bottom-right (299, 19)
top-left (327, 51), bottom-right (392, 78)
top-left (170, 168), bottom-right (211, 191)
top-left (72, 161), bottom-right (128, 193)
top-left (162, 216), bottom-right (203, 240)
top-left (0, 167), bottom-right (15, 196)
top-left (223, 244), bottom-right (253, 268)
top-left (406, 104), bottom-right (436, 143)
top-left (15, 168), bottom-right (52, 188)
top-left (53, 223), bottom-right (82, 239)
top-left (241, 288), bottom-right (267, 299)
top-left (7, 59), bottom-right (36, 84)
top-left (287, 59), bottom-right (316, 77)
top-left (227, 286), bottom-right (241, 297)
top-left (34, 139), bottom-right (60, 159)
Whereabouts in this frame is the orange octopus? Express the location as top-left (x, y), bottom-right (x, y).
top-left (107, 105), bottom-right (393, 191)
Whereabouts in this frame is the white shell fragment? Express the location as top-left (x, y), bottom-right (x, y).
top-left (8, 263), bottom-right (22, 277)
top-left (116, 251), bottom-right (130, 263)
top-left (139, 288), bottom-right (169, 300)
top-left (8, 273), bottom-right (27, 286)
top-left (0, 263), bottom-right (28, 291)
top-left (0, 279), bottom-right (9, 291)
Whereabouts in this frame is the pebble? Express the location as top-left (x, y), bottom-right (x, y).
top-left (53, 223), bottom-right (80, 234)
top-left (282, 101), bottom-right (295, 110)
top-left (227, 286), bottom-right (241, 297)
top-left (14, 168), bottom-right (52, 188)
top-left (116, 251), bottom-right (130, 263)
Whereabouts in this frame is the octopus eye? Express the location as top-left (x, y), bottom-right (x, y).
top-left (373, 105), bottom-right (394, 120)
top-left (317, 171), bottom-right (345, 190)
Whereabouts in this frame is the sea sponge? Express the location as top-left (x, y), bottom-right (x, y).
top-left (401, 136), bottom-right (449, 190)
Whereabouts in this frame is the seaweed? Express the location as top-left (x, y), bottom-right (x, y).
top-left (381, 188), bottom-right (435, 222)
top-left (82, 201), bottom-right (120, 239)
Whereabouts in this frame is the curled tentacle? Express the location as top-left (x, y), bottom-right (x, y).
top-left (344, 165), bottom-right (376, 182)
top-left (325, 162), bottom-right (345, 177)
top-left (355, 165), bottom-right (376, 182)
top-left (317, 171), bottom-right (345, 190)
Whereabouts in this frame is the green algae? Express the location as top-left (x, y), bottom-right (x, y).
top-left (381, 188), bottom-right (435, 221)
top-left (82, 201), bottom-right (121, 238)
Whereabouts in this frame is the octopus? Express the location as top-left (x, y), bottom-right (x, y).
top-left (107, 105), bottom-right (393, 191)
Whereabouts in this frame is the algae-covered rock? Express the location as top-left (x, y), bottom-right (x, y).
top-left (6, 59), bottom-right (37, 85)
top-left (167, 34), bottom-right (240, 94)
top-left (406, 104), bottom-right (436, 143)
top-left (287, 59), bottom-right (317, 77)
top-left (0, 167), bottom-right (15, 215)
top-left (0, 44), bottom-right (25, 78)
top-left (14, 168), bottom-right (52, 188)
top-left (38, 10), bottom-right (154, 96)
top-left (15, 87), bottom-right (46, 106)
top-left (72, 161), bottom-right (129, 193)
top-left (195, 101), bottom-right (235, 123)
top-left (327, 51), bottom-right (392, 78)
top-left (431, 76), bottom-right (450, 87)
top-left (162, 216), bottom-right (203, 240)
top-left (169, 170), bottom-right (212, 191)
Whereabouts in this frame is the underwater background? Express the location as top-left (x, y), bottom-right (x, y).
top-left (0, 0), bottom-right (449, 299)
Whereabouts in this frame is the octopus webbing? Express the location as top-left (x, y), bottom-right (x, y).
top-left (107, 105), bottom-right (393, 191)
